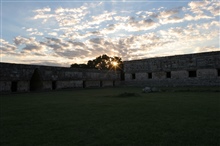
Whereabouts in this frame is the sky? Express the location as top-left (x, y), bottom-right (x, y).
top-left (0, 0), bottom-right (219, 67)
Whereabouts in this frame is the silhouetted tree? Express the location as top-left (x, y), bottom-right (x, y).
top-left (70, 63), bottom-right (88, 68)
top-left (70, 54), bottom-right (123, 71)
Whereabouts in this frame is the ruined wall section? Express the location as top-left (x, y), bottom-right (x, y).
top-left (0, 63), bottom-right (35, 92)
top-left (123, 51), bottom-right (220, 86)
top-left (82, 69), bottom-right (120, 88)
top-left (0, 63), bottom-right (121, 92)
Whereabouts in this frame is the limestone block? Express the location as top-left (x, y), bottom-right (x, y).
top-left (125, 73), bottom-right (133, 81)
top-left (102, 81), bottom-right (113, 87)
top-left (17, 81), bottom-right (29, 92)
top-left (172, 70), bottom-right (188, 79)
top-left (153, 72), bottom-right (166, 79)
top-left (0, 81), bottom-right (11, 92)
top-left (197, 69), bottom-right (218, 78)
top-left (42, 81), bottom-right (52, 90)
top-left (85, 81), bottom-right (100, 88)
top-left (56, 80), bottom-right (83, 89)
top-left (136, 73), bottom-right (148, 80)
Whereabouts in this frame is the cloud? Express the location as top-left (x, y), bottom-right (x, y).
top-left (25, 28), bottom-right (43, 36)
top-left (183, 13), bottom-right (214, 21)
top-left (0, 39), bottom-right (16, 52)
top-left (188, 1), bottom-right (210, 14)
top-left (55, 49), bottom-right (89, 59)
top-left (126, 18), bottom-right (160, 31)
top-left (195, 46), bottom-right (220, 53)
top-left (2, 1), bottom-right (219, 66)
top-left (13, 36), bottom-right (47, 56)
top-left (48, 32), bottom-right (58, 36)
top-left (34, 7), bottom-right (51, 13)
top-left (159, 7), bottom-right (181, 18)
top-left (159, 20), bottom-right (219, 42)
top-left (41, 37), bottom-right (68, 51)
top-left (68, 41), bottom-right (86, 48)
top-left (33, 12), bottom-right (55, 23)
top-left (14, 36), bottom-right (33, 45)
top-left (55, 5), bottom-right (87, 14)
top-left (89, 38), bottom-right (105, 45)
top-left (114, 15), bottom-right (130, 22)
top-left (208, 2), bottom-right (220, 16)
top-left (90, 11), bottom-right (116, 25)
top-left (33, 4), bottom-right (90, 26)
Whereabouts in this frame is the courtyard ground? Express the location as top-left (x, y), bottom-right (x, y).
top-left (0, 87), bottom-right (220, 145)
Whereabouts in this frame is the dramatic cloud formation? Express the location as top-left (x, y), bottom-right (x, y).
top-left (1, 1), bottom-right (219, 66)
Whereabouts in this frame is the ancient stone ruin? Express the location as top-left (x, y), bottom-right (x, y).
top-left (0, 51), bottom-right (219, 93)
top-left (123, 51), bottom-right (220, 87)
top-left (0, 63), bottom-right (121, 93)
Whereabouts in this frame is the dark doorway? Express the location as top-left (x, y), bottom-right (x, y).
top-left (120, 72), bottom-right (125, 81)
top-left (148, 73), bottom-right (152, 79)
top-left (11, 81), bottom-right (18, 92)
top-left (166, 72), bottom-right (171, 78)
top-left (83, 81), bottom-right (86, 88)
top-left (189, 70), bottom-right (197, 78)
top-left (132, 73), bottom-right (136, 79)
top-left (113, 81), bottom-right (115, 87)
top-left (52, 81), bottom-right (56, 90)
top-left (30, 69), bottom-right (43, 91)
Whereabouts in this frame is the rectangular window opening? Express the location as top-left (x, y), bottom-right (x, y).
top-left (11, 81), bottom-right (18, 92)
top-left (166, 72), bottom-right (171, 78)
top-left (148, 73), bottom-right (152, 79)
top-left (189, 70), bottom-right (197, 78)
top-left (83, 81), bottom-right (86, 88)
top-left (52, 81), bottom-right (56, 90)
top-left (132, 73), bottom-right (136, 79)
top-left (218, 69), bottom-right (220, 77)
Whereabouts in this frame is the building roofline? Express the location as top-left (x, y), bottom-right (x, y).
top-left (123, 51), bottom-right (220, 62)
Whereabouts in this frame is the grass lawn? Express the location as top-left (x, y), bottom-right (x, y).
top-left (0, 87), bottom-right (220, 145)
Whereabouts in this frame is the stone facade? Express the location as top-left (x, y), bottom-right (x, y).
top-left (0, 63), bottom-right (121, 92)
top-left (123, 51), bottom-right (220, 87)
top-left (1, 51), bottom-right (219, 93)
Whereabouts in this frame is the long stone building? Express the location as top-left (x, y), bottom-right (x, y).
top-left (0, 51), bottom-right (219, 93)
top-left (0, 63), bottom-right (121, 93)
top-left (123, 51), bottom-right (220, 87)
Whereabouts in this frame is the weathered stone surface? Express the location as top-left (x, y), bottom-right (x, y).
top-left (124, 51), bottom-right (220, 73)
top-left (1, 51), bottom-right (219, 93)
top-left (142, 87), bottom-right (152, 93)
top-left (0, 63), bottom-right (121, 92)
top-left (0, 81), bottom-right (11, 92)
top-left (84, 81), bottom-right (101, 88)
top-left (102, 81), bottom-right (114, 87)
top-left (124, 51), bottom-right (220, 87)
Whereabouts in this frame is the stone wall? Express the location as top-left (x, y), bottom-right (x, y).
top-left (123, 51), bottom-right (220, 87)
top-left (0, 63), bottom-right (121, 92)
top-left (56, 80), bottom-right (84, 89)
top-left (83, 81), bottom-right (101, 88)
top-left (0, 81), bottom-right (11, 92)
top-left (102, 81), bottom-right (114, 87)
top-left (1, 51), bottom-right (219, 92)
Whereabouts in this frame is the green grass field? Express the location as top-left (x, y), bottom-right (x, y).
top-left (1, 87), bottom-right (220, 146)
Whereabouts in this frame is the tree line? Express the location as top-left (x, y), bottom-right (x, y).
top-left (70, 54), bottom-right (123, 71)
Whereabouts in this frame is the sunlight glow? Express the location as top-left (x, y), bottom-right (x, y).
top-left (112, 61), bottom-right (118, 67)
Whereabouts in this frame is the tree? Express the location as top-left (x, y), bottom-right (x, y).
top-left (70, 63), bottom-right (88, 68)
top-left (70, 54), bottom-right (123, 71)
